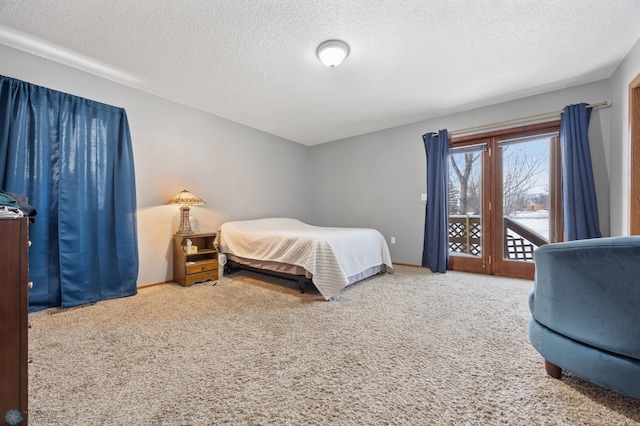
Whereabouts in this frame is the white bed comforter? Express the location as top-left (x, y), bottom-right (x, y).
top-left (217, 218), bottom-right (393, 300)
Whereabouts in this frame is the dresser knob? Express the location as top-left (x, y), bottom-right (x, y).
top-left (28, 281), bottom-right (34, 289)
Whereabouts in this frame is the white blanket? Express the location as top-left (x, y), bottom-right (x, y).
top-left (217, 218), bottom-right (393, 300)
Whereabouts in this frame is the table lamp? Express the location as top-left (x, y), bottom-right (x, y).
top-left (165, 189), bottom-right (205, 235)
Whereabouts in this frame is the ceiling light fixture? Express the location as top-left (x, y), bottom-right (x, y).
top-left (316, 40), bottom-right (350, 67)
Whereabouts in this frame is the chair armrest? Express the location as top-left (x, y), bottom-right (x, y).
top-left (531, 236), bottom-right (640, 359)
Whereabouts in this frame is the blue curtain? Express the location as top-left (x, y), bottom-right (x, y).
top-left (422, 129), bottom-right (449, 272)
top-left (560, 103), bottom-right (602, 240)
top-left (0, 75), bottom-right (138, 312)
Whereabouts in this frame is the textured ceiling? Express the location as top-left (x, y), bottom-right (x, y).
top-left (1, 1), bottom-right (640, 146)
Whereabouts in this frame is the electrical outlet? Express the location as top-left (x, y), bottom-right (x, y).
top-left (391, 237), bottom-right (396, 244)
top-left (421, 193), bottom-right (427, 201)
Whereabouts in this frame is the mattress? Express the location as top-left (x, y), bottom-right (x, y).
top-left (217, 218), bottom-right (394, 300)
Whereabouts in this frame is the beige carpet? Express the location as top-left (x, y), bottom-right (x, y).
top-left (28, 266), bottom-right (639, 425)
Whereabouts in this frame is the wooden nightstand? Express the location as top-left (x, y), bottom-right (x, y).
top-left (173, 232), bottom-right (218, 286)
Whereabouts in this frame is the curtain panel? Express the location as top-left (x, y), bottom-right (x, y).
top-left (560, 103), bottom-right (602, 240)
top-left (0, 75), bottom-right (138, 311)
top-left (422, 129), bottom-right (449, 273)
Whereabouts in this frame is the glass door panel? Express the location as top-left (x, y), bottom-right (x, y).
top-left (448, 144), bottom-right (487, 273)
top-left (496, 133), bottom-right (559, 278)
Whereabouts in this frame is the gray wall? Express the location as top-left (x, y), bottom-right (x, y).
top-left (609, 36), bottom-right (640, 235)
top-left (3, 38), bottom-right (635, 277)
top-left (310, 81), bottom-right (611, 265)
top-left (0, 43), bottom-right (311, 286)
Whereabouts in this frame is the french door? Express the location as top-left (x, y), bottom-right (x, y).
top-left (447, 122), bottom-right (562, 279)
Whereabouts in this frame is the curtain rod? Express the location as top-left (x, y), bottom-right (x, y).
top-left (427, 101), bottom-right (610, 137)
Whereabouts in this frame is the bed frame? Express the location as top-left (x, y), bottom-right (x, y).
top-left (224, 259), bottom-right (313, 293)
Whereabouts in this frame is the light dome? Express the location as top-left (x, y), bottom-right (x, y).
top-left (317, 40), bottom-right (350, 67)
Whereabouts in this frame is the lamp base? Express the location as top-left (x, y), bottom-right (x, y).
top-left (176, 205), bottom-right (194, 235)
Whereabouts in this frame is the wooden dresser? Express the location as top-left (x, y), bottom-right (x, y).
top-left (0, 217), bottom-right (29, 425)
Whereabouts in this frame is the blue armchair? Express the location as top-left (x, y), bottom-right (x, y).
top-left (528, 236), bottom-right (640, 399)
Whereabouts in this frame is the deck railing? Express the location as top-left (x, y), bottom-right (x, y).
top-left (449, 215), bottom-right (482, 256)
top-left (448, 215), bottom-right (549, 260)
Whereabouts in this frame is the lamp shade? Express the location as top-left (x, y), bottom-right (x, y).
top-left (165, 190), bottom-right (205, 206)
top-left (317, 40), bottom-right (350, 67)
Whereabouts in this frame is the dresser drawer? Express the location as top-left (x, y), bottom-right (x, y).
top-left (186, 260), bottom-right (218, 275)
top-left (185, 270), bottom-right (218, 286)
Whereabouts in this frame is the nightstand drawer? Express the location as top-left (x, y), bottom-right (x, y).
top-left (185, 270), bottom-right (218, 286)
top-left (186, 260), bottom-right (218, 275)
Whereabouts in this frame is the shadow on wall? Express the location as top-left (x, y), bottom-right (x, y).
top-left (136, 205), bottom-right (227, 285)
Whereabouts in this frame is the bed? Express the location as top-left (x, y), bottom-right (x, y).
top-left (216, 218), bottom-right (394, 300)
